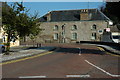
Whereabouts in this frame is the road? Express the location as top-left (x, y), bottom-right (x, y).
top-left (1, 44), bottom-right (120, 79)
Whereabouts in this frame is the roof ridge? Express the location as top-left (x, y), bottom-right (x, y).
top-left (49, 8), bottom-right (97, 12)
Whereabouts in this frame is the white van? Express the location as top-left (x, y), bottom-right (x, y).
top-left (111, 32), bottom-right (120, 43)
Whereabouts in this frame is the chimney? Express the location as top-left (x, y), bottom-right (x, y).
top-left (80, 9), bottom-right (89, 20)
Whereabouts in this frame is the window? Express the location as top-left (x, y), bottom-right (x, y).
top-left (91, 24), bottom-right (97, 30)
top-left (62, 25), bottom-right (65, 30)
top-left (54, 25), bottom-right (58, 30)
top-left (61, 32), bottom-right (64, 36)
top-left (71, 25), bottom-right (77, 30)
top-left (112, 36), bottom-right (120, 39)
top-left (98, 30), bottom-right (103, 34)
top-left (54, 33), bottom-right (58, 40)
top-left (91, 33), bottom-right (96, 40)
top-left (71, 33), bottom-right (77, 40)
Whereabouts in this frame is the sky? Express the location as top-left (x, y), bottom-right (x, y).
top-left (8, 2), bottom-right (105, 17)
top-left (3, 0), bottom-right (105, 2)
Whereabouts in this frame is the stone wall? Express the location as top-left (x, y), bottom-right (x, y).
top-left (35, 20), bottom-right (108, 43)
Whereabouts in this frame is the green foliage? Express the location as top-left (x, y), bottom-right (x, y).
top-left (28, 13), bottom-right (41, 46)
top-left (101, 2), bottom-right (120, 25)
top-left (2, 2), bottom-right (41, 52)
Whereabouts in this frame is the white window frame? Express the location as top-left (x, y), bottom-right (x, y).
top-left (91, 33), bottom-right (96, 40)
top-left (53, 33), bottom-right (58, 40)
top-left (71, 25), bottom-right (77, 30)
top-left (91, 24), bottom-right (97, 30)
top-left (54, 25), bottom-right (58, 30)
top-left (71, 33), bottom-right (77, 40)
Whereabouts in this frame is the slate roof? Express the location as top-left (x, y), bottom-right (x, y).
top-left (40, 8), bottom-right (110, 22)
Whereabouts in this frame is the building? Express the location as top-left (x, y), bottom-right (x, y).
top-left (24, 9), bottom-right (113, 44)
top-left (0, 27), bottom-right (20, 47)
top-left (0, 2), bottom-right (20, 47)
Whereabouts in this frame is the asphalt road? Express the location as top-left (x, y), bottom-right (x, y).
top-left (1, 44), bottom-right (120, 79)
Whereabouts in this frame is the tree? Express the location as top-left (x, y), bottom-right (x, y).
top-left (28, 13), bottom-right (41, 47)
top-left (101, 2), bottom-right (120, 25)
top-left (2, 2), bottom-right (21, 53)
top-left (2, 2), bottom-right (41, 54)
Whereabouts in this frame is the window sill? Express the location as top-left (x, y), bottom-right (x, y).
top-left (71, 39), bottom-right (77, 41)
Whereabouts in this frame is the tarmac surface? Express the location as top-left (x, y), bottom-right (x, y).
top-left (1, 43), bottom-right (120, 79)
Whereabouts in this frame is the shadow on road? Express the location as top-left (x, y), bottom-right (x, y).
top-left (81, 49), bottom-right (105, 54)
top-left (55, 47), bottom-right (105, 55)
top-left (56, 47), bottom-right (80, 54)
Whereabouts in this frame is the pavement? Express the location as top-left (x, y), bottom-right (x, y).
top-left (97, 45), bottom-right (120, 55)
top-left (1, 46), bottom-right (56, 62)
top-left (79, 43), bottom-right (120, 55)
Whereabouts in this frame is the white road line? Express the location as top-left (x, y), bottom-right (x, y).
top-left (19, 76), bottom-right (46, 78)
top-left (85, 60), bottom-right (120, 77)
top-left (77, 48), bottom-right (81, 55)
top-left (66, 75), bottom-right (90, 78)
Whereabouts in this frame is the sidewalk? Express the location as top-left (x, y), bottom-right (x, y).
top-left (1, 46), bottom-right (56, 62)
top-left (81, 43), bottom-right (120, 55)
top-left (97, 45), bottom-right (120, 55)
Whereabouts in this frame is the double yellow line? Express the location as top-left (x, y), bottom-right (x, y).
top-left (0, 51), bottom-right (54, 65)
top-left (97, 47), bottom-right (120, 57)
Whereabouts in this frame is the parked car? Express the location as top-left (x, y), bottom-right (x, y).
top-left (0, 44), bottom-right (5, 53)
top-left (111, 33), bottom-right (120, 43)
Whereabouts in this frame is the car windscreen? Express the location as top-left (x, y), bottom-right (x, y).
top-left (112, 36), bottom-right (120, 39)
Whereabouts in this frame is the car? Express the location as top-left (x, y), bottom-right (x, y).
top-left (111, 33), bottom-right (120, 43)
top-left (0, 44), bottom-right (5, 53)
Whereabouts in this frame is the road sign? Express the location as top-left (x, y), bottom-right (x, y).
top-left (106, 28), bottom-right (110, 32)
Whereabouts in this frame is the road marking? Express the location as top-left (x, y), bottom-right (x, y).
top-left (66, 75), bottom-right (90, 78)
top-left (77, 47), bottom-right (81, 56)
top-left (85, 60), bottom-right (120, 77)
top-left (0, 51), bottom-right (53, 65)
top-left (97, 47), bottom-right (105, 51)
top-left (97, 47), bottom-right (120, 57)
top-left (19, 76), bottom-right (46, 78)
top-left (106, 52), bottom-right (120, 57)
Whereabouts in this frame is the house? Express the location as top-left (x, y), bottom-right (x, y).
top-left (0, 27), bottom-right (20, 47)
top-left (0, 2), bottom-right (20, 47)
top-left (23, 8), bottom-right (113, 44)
